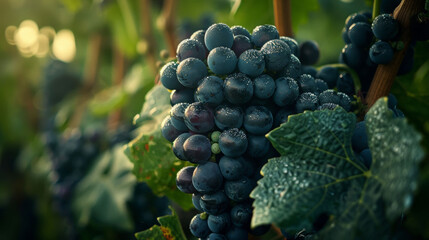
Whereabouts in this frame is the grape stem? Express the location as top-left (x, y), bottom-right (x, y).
top-left (273, 0), bottom-right (293, 37)
top-left (365, 0), bottom-right (425, 110)
top-left (141, 0), bottom-right (158, 75)
top-left (161, 0), bottom-right (178, 58)
top-left (372, 0), bottom-right (381, 20)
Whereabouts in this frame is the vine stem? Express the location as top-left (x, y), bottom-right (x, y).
top-left (372, 0), bottom-right (381, 20)
top-left (161, 0), bottom-right (178, 57)
top-left (107, 45), bottom-right (126, 131)
top-left (273, 0), bottom-right (293, 37)
top-left (365, 0), bottom-right (425, 109)
top-left (140, 0), bottom-right (158, 75)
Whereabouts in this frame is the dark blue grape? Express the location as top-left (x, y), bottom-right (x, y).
top-left (369, 41), bottom-right (394, 64)
top-left (237, 49), bottom-right (265, 77)
top-left (183, 134), bottom-right (212, 164)
top-left (372, 14), bottom-right (399, 41)
top-left (314, 79), bottom-right (329, 95)
top-left (230, 203), bottom-right (252, 227)
top-left (340, 44), bottom-right (366, 69)
top-left (316, 66), bottom-right (339, 89)
top-left (231, 25), bottom-right (252, 39)
top-left (190, 213), bottom-right (211, 238)
top-left (195, 76), bottom-right (224, 106)
top-left (388, 93), bottom-right (398, 109)
top-left (207, 47), bottom-right (237, 75)
top-left (296, 92), bottom-right (319, 113)
top-left (224, 73), bottom-right (254, 104)
top-left (253, 74), bottom-right (275, 99)
top-left (177, 58), bottom-right (208, 88)
top-left (192, 193), bottom-right (203, 211)
top-left (261, 39), bottom-right (291, 71)
top-left (192, 162), bottom-right (223, 193)
top-left (352, 121), bottom-right (368, 153)
top-left (317, 103), bottom-right (339, 110)
top-left (226, 226), bottom-right (248, 240)
top-left (214, 105), bottom-right (244, 130)
top-left (278, 54), bottom-right (301, 79)
top-left (280, 36), bottom-right (299, 56)
top-left (337, 73), bottom-right (355, 96)
top-left (218, 128), bottom-right (248, 157)
top-left (190, 30), bottom-right (206, 45)
top-left (224, 177), bottom-right (255, 202)
top-left (170, 103), bottom-right (189, 131)
top-left (299, 41), bottom-right (320, 65)
top-left (301, 65), bottom-right (318, 77)
top-left (342, 27), bottom-right (351, 44)
top-left (273, 77), bottom-right (299, 107)
top-left (170, 88), bottom-right (195, 105)
top-left (161, 116), bottom-right (184, 142)
top-left (348, 22), bottom-right (373, 47)
top-left (338, 92), bottom-right (352, 111)
top-left (176, 39), bottom-right (206, 62)
top-left (252, 25), bottom-right (279, 48)
top-left (208, 213), bottom-right (231, 233)
top-left (176, 166), bottom-right (197, 194)
top-left (360, 148), bottom-right (372, 168)
top-left (207, 233), bottom-right (227, 240)
top-left (173, 132), bottom-right (191, 160)
top-left (160, 62), bottom-right (183, 90)
top-left (205, 23), bottom-right (234, 50)
top-left (274, 108), bottom-right (295, 127)
top-left (231, 35), bottom-right (253, 57)
top-left (319, 90), bottom-right (340, 105)
top-left (200, 191), bottom-right (229, 215)
top-left (243, 106), bottom-right (273, 135)
top-left (345, 13), bottom-right (368, 30)
top-left (246, 134), bottom-right (270, 158)
top-left (298, 74), bottom-right (317, 93)
top-left (184, 102), bottom-right (214, 133)
top-left (219, 156), bottom-right (245, 181)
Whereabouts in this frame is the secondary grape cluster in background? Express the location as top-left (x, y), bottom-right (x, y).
top-left (159, 22), bottom-right (356, 239)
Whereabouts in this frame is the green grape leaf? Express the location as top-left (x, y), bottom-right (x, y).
top-left (72, 145), bottom-right (135, 231)
top-left (89, 86), bottom-right (128, 116)
top-left (124, 85), bottom-right (193, 210)
top-left (252, 99), bottom-right (424, 237)
top-left (135, 207), bottom-right (187, 240)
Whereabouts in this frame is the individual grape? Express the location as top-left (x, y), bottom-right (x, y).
top-left (360, 148), bottom-right (372, 168)
top-left (231, 25), bottom-right (252, 39)
top-left (225, 225), bottom-right (248, 240)
top-left (161, 116), bottom-right (184, 142)
top-left (208, 47), bottom-right (238, 75)
top-left (274, 108), bottom-right (295, 127)
top-left (316, 66), bottom-right (339, 88)
top-left (314, 79), bottom-right (329, 95)
top-left (348, 22), bottom-right (373, 47)
top-left (337, 73), bottom-right (355, 96)
top-left (319, 90), bottom-right (340, 105)
top-left (299, 40), bottom-right (320, 65)
top-left (340, 44), bottom-right (366, 69)
top-left (176, 166), bottom-right (197, 194)
top-left (177, 58), bottom-right (208, 88)
top-left (317, 103), bottom-right (339, 110)
top-left (278, 54), bottom-right (301, 79)
top-left (176, 39), bottom-right (206, 62)
top-left (251, 24), bottom-right (279, 48)
top-left (342, 27), bottom-right (351, 44)
top-left (338, 92), bottom-right (352, 111)
top-left (211, 131), bottom-right (221, 142)
top-left (207, 233), bottom-right (227, 240)
top-left (280, 36), bottom-right (299, 56)
top-left (237, 49), bottom-right (265, 77)
top-left (173, 132), bottom-right (191, 160)
top-left (218, 128), bottom-right (248, 157)
top-left (372, 14), bottom-right (399, 41)
top-left (273, 77), bottom-right (299, 107)
top-left (214, 105), bottom-right (244, 130)
top-left (160, 62), bottom-right (184, 90)
top-left (183, 134), bottom-right (212, 164)
top-left (190, 30), bottom-right (206, 45)
top-left (245, 134), bottom-right (270, 158)
top-left (260, 39), bottom-right (291, 71)
top-left (208, 213), bottom-right (231, 233)
top-left (170, 88), bottom-right (195, 105)
top-left (243, 106), bottom-right (273, 135)
top-left (200, 191), bottom-right (229, 215)
top-left (223, 73), bottom-right (254, 104)
top-left (230, 203), bottom-right (252, 227)
top-left (224, 177), bottom-right (255, 202)
top-left (296, 92), bottom-right (319, 113)
top-left (184, 102), bottom-right (214, 133)
top-left (369, 41), bottom-right (394, 64)
top-left (301, 65), bottom-right (318, 77)
top-left (190, 213), bottom-right (211, 238)
top-left (231, 35), bottom-right (253, 57)
top-left (219, 156), bottom-right (245, 181)
top-left (212, 143), bottom-right (221, 154)
top-left (345, 13), bottom-right (368, 30)
top-left (205, 23), bottom-right (234, 50)
top-left (253, 74), bottom-right (275, 99)
top-left (195, 76), bottom-right (224, 106)
top-left (352, 121), bottom-right (368, 153)
top-left (192, 193), bottom-right (203, 211)
top-left (170, 103), bottom-right (189, 131)
top-left (298, 74), bottom-right (317, 93)
top-left (192, 162), bottom-right (224, 193)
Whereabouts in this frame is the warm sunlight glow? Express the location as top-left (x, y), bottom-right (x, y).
top-left (5, 25), bottom-right (17, 45)
top-left (52, 29), bottom-right (76, 62)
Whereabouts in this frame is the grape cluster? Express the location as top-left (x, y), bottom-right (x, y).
top-left (339, 3), bottom-right (415, 93)
top-left (159, 22), bottom-right (355, 239)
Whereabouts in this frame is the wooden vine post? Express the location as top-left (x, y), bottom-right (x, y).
top-left (273, 0), bottom-right (293, 37)
top-left (365, 0), bottom-right (425, 108)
